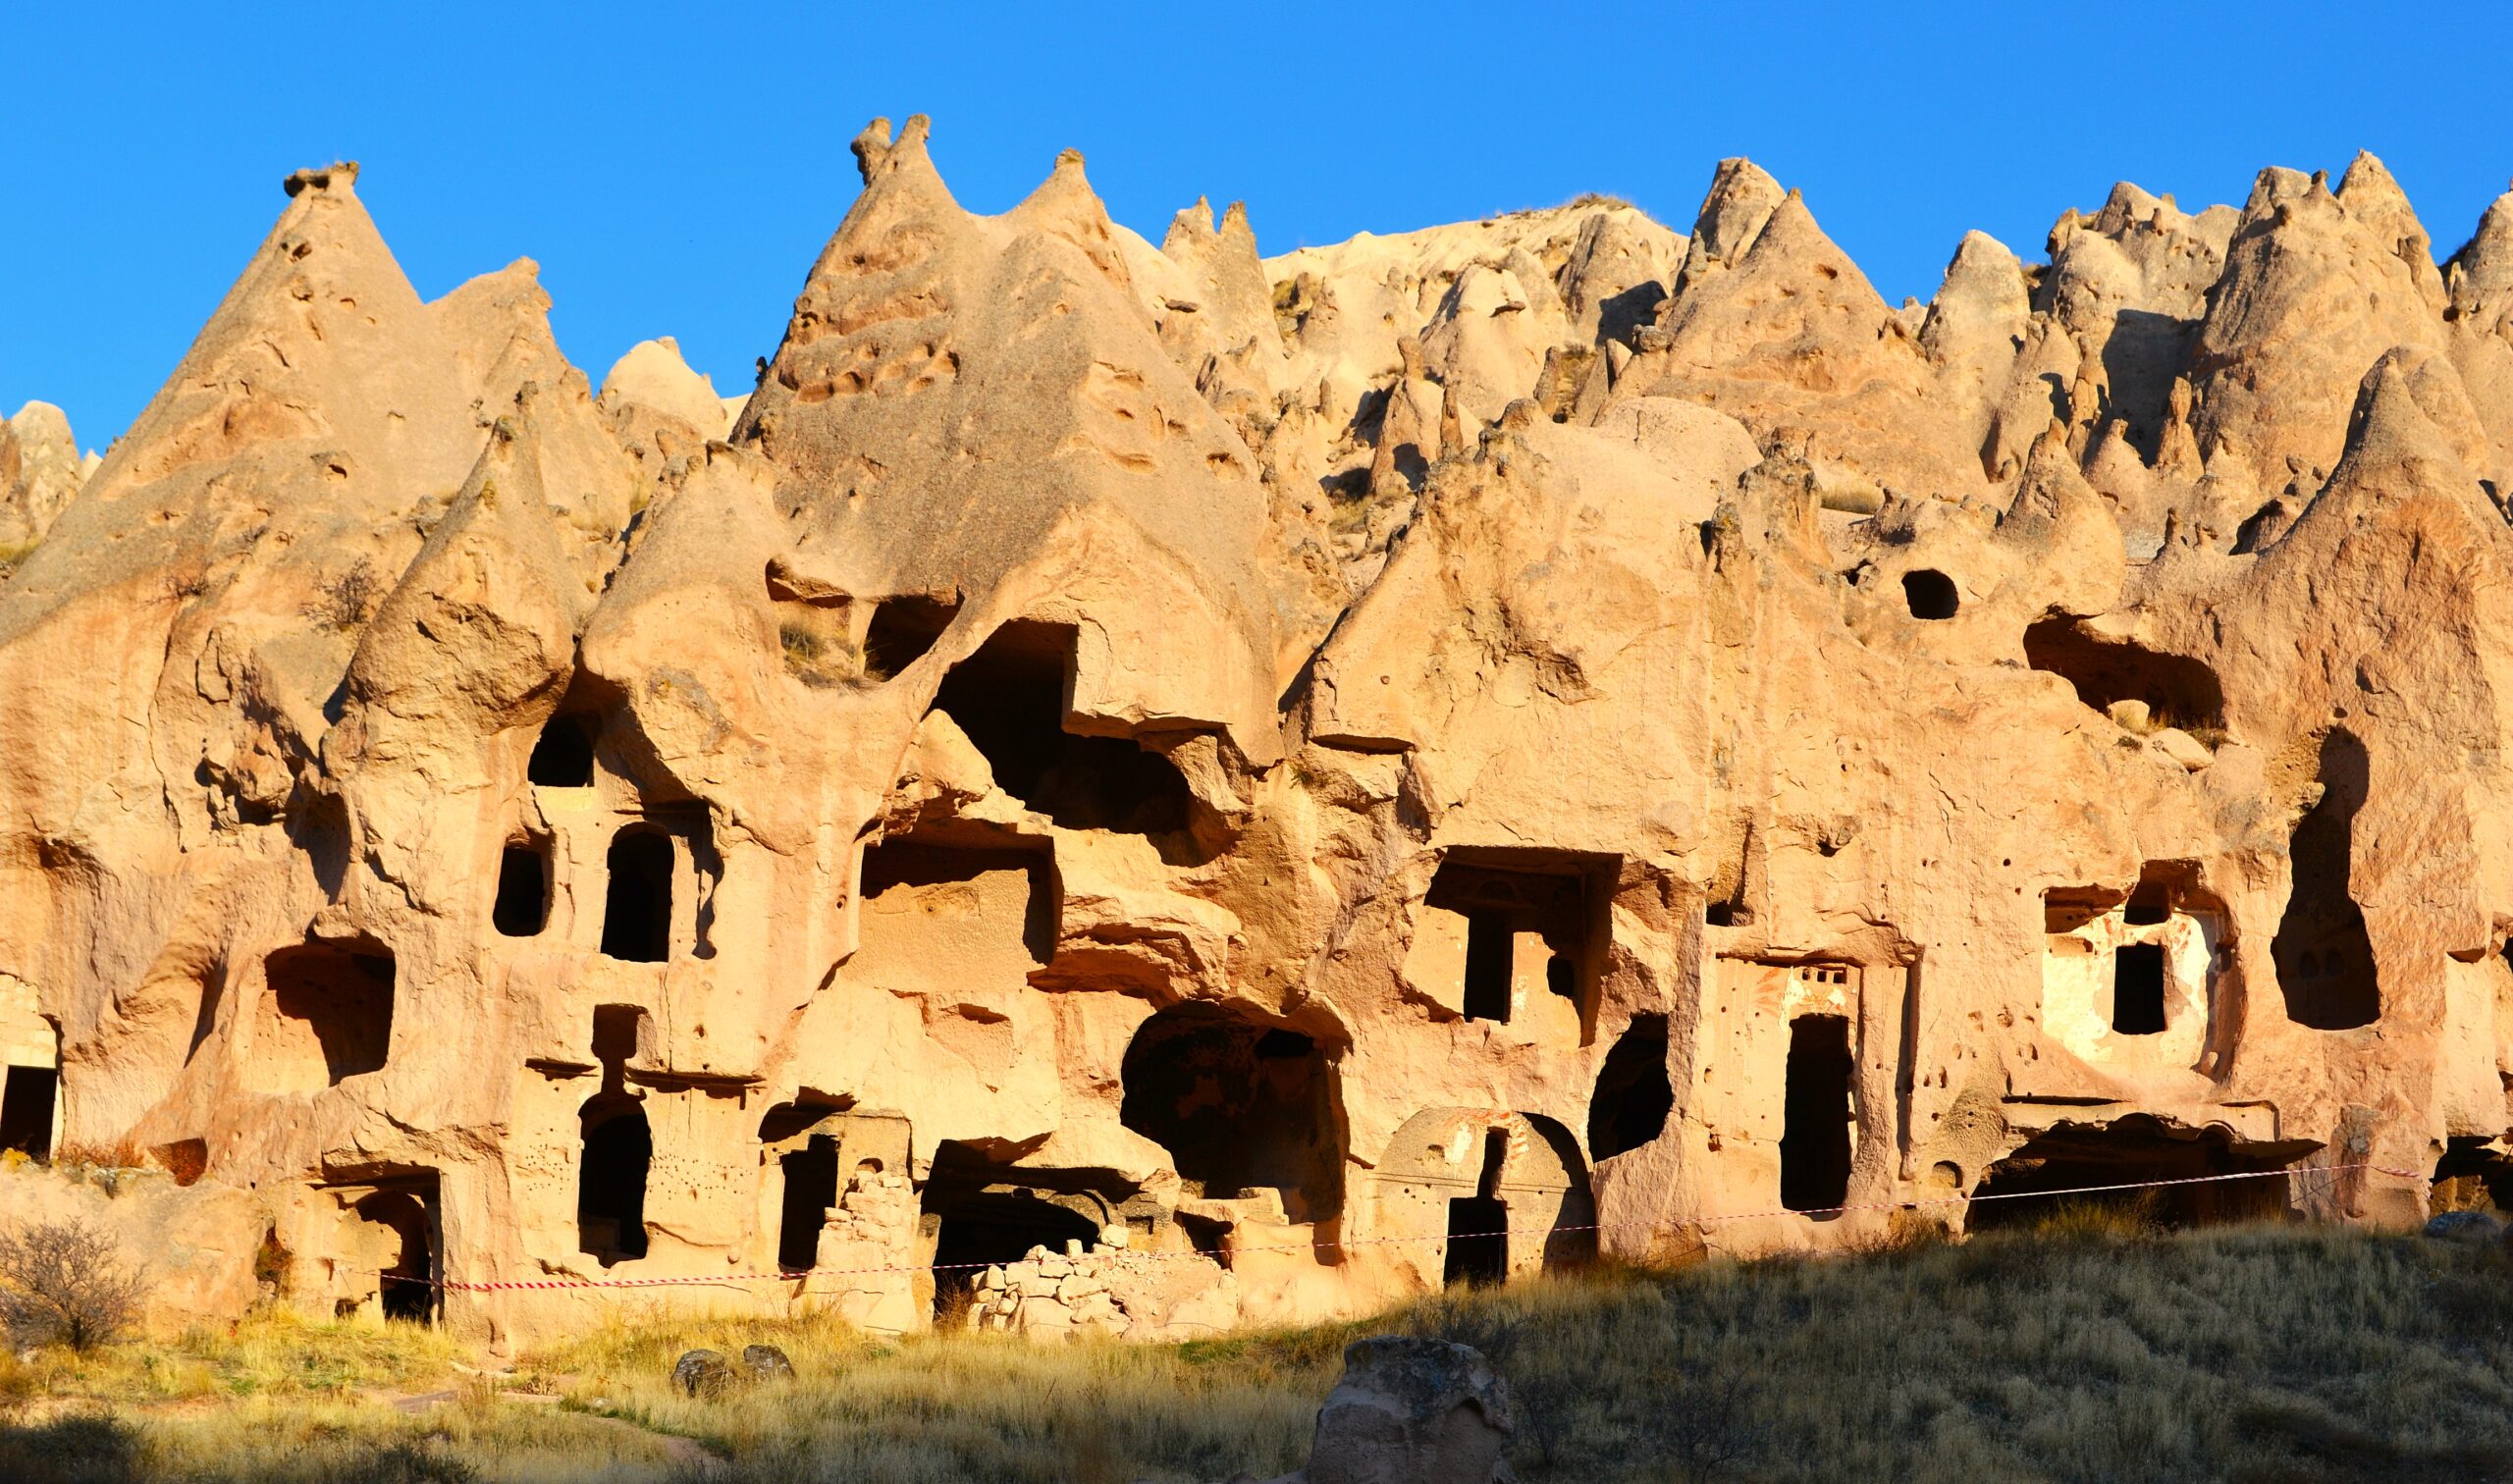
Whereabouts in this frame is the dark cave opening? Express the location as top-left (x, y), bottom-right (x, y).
top-left (492, 837), bottom-right (551, 938)
top-left (2022, 617), bottom-right (2225, 732)
top-left (1119, 1005), bottom-right (1340, 1221)
top-left (528, 714), bottom-right (597, 788)
top-left (930, 620), bottom-right (1205, 856)
top-left (1587, 1015), bottom-right (1673, 1161)
top-left (577, 1093), bottom-right (652, 1265)
top-left (601, 829), bottom-right (674, 964)
top-left (1780, 1013), bottom-right (1853, 1213)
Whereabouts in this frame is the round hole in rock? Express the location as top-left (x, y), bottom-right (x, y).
top-left (1902, 569), bottom-right (1959, 620)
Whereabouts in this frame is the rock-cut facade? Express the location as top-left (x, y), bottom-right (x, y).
top-left (5, 128), bottom-right (2513, 1343)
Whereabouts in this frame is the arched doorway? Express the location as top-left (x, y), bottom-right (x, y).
top-left (578, 1092), bottom-right (652, 1264)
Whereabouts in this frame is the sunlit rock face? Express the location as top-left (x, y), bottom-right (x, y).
top-left (7, 127), bottom-right (2513, 1342)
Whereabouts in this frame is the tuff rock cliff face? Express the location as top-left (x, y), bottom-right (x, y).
top-left (5, 127), bottom-right (2513, 1344)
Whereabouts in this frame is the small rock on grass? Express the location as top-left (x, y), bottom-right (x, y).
top-left (672, 1349), bottom-right (734, 1399)
top-left (741, 1344), bottom-right (795, 1381)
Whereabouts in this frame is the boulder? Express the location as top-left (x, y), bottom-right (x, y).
top-left (2423, 1210), bottom-right (2503, 1245)
top-left (740, 1344), bottom-right (796, 1381)
top-left (671, 1350), bottom-right (734, 1399)
top-left (1301, 1337), bottom-right (1514, 1484)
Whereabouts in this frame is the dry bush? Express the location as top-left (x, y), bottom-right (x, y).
top-left (47, 1135), bottom-right (148, 1171)
top-left (302, 558), bottom-right (382, 633)
top-left (777, 621), bottom-right (873, 688)
top-left (0, 1217), bottom-right (143, 1351)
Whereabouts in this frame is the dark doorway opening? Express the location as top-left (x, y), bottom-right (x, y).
top-left (1119, 1005), bottom-right (1341, 1220)
top-left (0, 1066), bottom-right (56, 1159)
top-left (864, 596), bottom-right (961, 679)
top-left (1902, 569), bottom-right (1959, 620)
top-left (926, 1192), bottom-right (1100, 1315)
top-left (1588, 1015), bottom-right (1673, 1160)
top-left (930, 620), bottom-right (1205, 857)
top-left (1444, 1129), bottom-right (1510, 1288)
top-left (357, 1190), bottom-right (436, 1324)
top-left (2271, 728), bottom-right (2379, 1030)
top-left (601, 830), bottom-right (673, 963)
top-left (578, 1094), bottom-right (652, 1265)
top-left (528, 715), bottom-right (597, 788)
top-left (1462, 910), bottom-right (1515, 1023)
top-left (492, 839), bottom-right (551, 938)
top-left (1968, 1116), bottom-right (2307, 1230)
top-left (1781, 1014), bottom-right (1853, 1212)
top-left (2113, 943), bottom-right (2167, 1034)
top-left (777, 1135), bottom-right (841, 1272)
top-left (2023, 618), bottom-right (2225, 732)
top-left (2431, 1138), bottom-right (2513, 1215)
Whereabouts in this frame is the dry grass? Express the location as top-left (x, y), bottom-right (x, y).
top-left (777, 622), bottom-right (880, 688)
top-left (0, 1306), bottom-right (468, 1406)
top-left (7, 1220), bottom-right (2513, 1481)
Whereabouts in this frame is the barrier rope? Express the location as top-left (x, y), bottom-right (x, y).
top-left (382, 1159), bottom-right (2429, 1294)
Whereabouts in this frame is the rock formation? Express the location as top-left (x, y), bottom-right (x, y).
top-left (3, 125), bottom-right (2513, 1345)
top-left (0, 400), bottom-right (89, 557)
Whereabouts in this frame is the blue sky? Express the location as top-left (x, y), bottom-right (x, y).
top-left (5, 3), bottom-right (2506, 450)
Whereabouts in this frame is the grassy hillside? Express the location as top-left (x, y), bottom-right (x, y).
top-left (5, 1214), bottom-right (2511, 1483)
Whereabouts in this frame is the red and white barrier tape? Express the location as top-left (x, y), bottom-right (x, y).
top-left (382, 1160), bottom-right (2427, 1294)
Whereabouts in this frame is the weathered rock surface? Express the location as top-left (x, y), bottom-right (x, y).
top-left (0, 400), bottom-right (87, 556)
top-left (1270, 1337), bottom-right (1514, 1484)
top-left (2, 128), bottom-right (2513, 1346)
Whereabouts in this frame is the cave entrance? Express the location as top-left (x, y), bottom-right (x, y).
top-left (930, 619), bottom-right (1205, 858)
top-left (528, 714), bottom-right (598, 788)
top-left (2431, 1138), bottom-right (2513, 1216)
top-left (251, 942), bottom-right (396, 1092)
top-left (2113, 942), bottom-right (2166, 1035)
top-left (927, 1193), bottom-right (1101, 1314)
top-left (2022, 617), bottom-right (2225, 732)
top-left (1443, 1129), bottom-right (1510, 1288)
top-left (601, 829), bottom-right (674, 964)
top-left (578, 1092), bottom-right (652, 1265)
top-left (1903, 568), bottom-right (1959, 619)
top-left (2271, 728), bottom-right (2379, 1030)
top-left (777, 1134), bottom-right (841, 1272)
top-left (1587, 1014), bottom-right (1672, 1161)
top-left (1119, 1005), bottom-right (1340, 1221)
top-left (1780, 1014), bottom-right (1852, 1213)
top-left (354, 1189), bottom-right (437, 1324)
top-left (920, 1142), bottom-right (1111, 1317)
top-left (0, 1065), bottom-right (56, 1159)
top-left (493, 837), bottom-right (552, 938)
top-left (1967, 1116), bottom-right (2306, 1230)
top-left (864, 595), bottom-right (961, 679)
